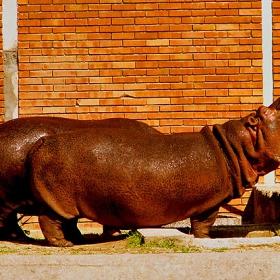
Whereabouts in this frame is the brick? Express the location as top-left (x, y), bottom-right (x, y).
top-left (147, 112), bottom-right (171, 119)
top-left (90, 77), bottom-right (112, 84)
top-left (42, 78), bottom-right (65, 84)
top-left (112, 4), bottom-right (136, 11)
top-left (146, 39), bottom-right (170, 46)
top-left (99, 99), bottom-right (123, 106)
top-left (146, 83), bottom-right (170, 90)
top-left (147, 98), bottom-right (170, 105)
top-left (124, 83), bottom-right (146, 90)
top-left (112, 62), bottom-right (135, 68)
top-left (111, 106), bottom-right (137, 113)
top-left (42, 107), bottom-right (66, 114)
top-left (77, 84), bottom-right (101, 91)
top-left (239, 9), bottom-right (261, 16)
top-left (112, 18), bottom-right (134, 25)
top-left (123, 99), bottom-right (146, 106)
top-left (136, 105), bottom-right (160, 113)
top-left (135, 3), bottom-right (158, 10)
top-left (123, 113), bottom-right (147, 120)
top-left (77, 99), bottom-right (100, 106)
top-left (54, 85), bottom-right (77, 92)
top-left (101, 84), bottom-right (124, 91)
top-left (160, 119), bottom-right (184, 126)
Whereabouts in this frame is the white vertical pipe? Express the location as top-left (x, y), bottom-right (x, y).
top-left (3, 0), bottom-right (18, 51)
top-left (2, 0), bottom-right (18, 120)
top-left (262, 0), bottom-right (274, 184)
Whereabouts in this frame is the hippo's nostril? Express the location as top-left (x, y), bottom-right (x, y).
top-left (247, 115), bottom-right (259, 127)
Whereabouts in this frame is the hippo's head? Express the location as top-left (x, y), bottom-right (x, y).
top-left (213, 97), bottom-right (280, 192)
top-left (240, 98), bottom-right (280, 176)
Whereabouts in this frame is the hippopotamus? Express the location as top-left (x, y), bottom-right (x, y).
top-left (27, 98), bottom-right (280, 247)
top-left (0, 117), bottom-right (160, 242)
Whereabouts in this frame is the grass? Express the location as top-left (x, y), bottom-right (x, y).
top-left (126, 230), bottom-right (145, 248)
top-left (125, 230), bottom-right (201, 253)
top-left (0, 246), bottom-right (18, 254)
top-left (211, 247), bottom-right (229, 252)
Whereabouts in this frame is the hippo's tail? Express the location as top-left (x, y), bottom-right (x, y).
top-left (25, 137), bottom-right (47, 178)
top-left (24, 137), bottom-right (48, 202)
top-left (27, 137), bottom-right (46, 163)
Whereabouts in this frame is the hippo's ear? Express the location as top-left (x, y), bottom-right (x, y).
top-left (245, 114), bottom-right (259, 128)
top-left (268, 97), bottom-right (280, 110)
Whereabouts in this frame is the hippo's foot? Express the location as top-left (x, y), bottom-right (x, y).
top-left (39, 205), bottom-right (74, 247)
top-left (191, 229), bottom-right (211, 238)
top-left (6, 230), bottom-right (35, 243)
top-left (100, 225), bottom-right (123, 238)
top-left (62, 218), bottom-right (86, 245)
top-left (0, 227), bottom-right (16, 241)
top-left (49, 238), bottom-right (73, 247)
top-left (0, 214), bottom-right (35, 243)
top-left (190, 207), bottom-right (219, 238)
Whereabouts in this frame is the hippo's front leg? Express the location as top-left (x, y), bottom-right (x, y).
top-left (62, 218), bottom-right (87, 245)
top-left (39, 205), bottom-right (73, 247)
top-left (190, 207), bottom-right (220, 238)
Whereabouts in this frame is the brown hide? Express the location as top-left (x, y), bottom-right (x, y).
top-left (28, 100), bottom-right (280, 246)
top-left (30, 126), bottom-right (229, 226)
top-left (0, 117), bottom-right (160, 241)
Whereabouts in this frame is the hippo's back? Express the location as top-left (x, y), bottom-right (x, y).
top-left (0, 117), bottom-right (159, 190)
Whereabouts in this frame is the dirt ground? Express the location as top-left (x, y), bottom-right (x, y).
top-left (1, 230), bottom-right (280, 255)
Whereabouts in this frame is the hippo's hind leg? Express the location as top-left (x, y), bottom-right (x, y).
top-left (4, 213), bottom-right (34, 242)
top-left (190, 207), bottom-right (219, 238)
top-left (39, 205), bottom-right (73, 247)
top-left (0, 203), bottom-right (33, 242)
top-left (0, 212), bottom-right (18, 241)
top-left (101, 225), bottom-right (122, 237)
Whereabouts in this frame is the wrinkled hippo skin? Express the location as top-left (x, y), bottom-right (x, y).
top-left (0, 117), bottom-right (160, 242)
top-left (28, 99), bottom-right (280, 246)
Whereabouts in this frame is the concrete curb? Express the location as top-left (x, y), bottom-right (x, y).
top-left (0, 252), bottom-right (279, 279)
top-left (192, 236), bottom-right (280, 249)
top-left (2, 228), bottom-right (280, 279)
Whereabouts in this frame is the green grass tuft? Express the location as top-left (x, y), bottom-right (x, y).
top-left (125, 232), bottom-right (201, 253)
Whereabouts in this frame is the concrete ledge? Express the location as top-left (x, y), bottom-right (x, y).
top-left (139, 226), bottom-right (280, 241)
top-left (254, 184), bottom-right (280, 223)
top-left (0, 252), bottom-right (280, 279)
top-left (162, 214), bottom-right (241, 229)
top-left (209, 223), bottom-right (280, 238)
top-left (192, 236), bottom-right (280, 249)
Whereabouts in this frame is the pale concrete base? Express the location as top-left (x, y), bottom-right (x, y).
top-left (7, 227), bottom-right (280, 279)
top-left (0, 252), bottom-right (279, 279)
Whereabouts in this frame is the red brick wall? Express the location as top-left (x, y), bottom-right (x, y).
top-left (274, 0), bottom-right (280, 99)
top-left (273, 1), bottom-right (280, 183)
top-left (18, 0), bottom-right (262, 131)
top-left (0, 2), bottom-right (4, 121)
top-left (11, 0), bottom-right (264, 222)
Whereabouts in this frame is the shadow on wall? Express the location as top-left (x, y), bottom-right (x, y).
top-left (222, 193), bottom-right (254, 224)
